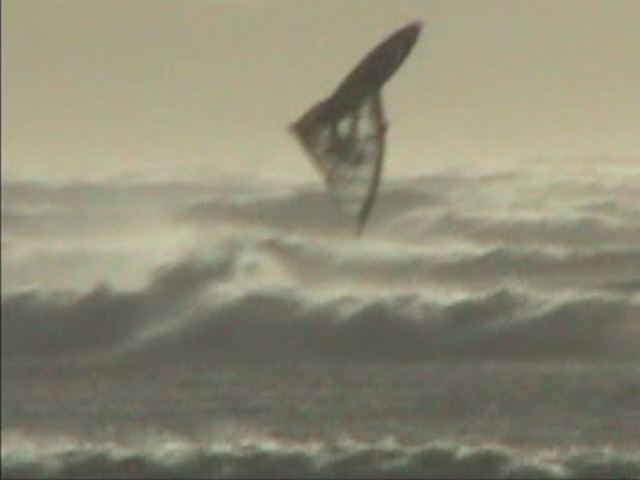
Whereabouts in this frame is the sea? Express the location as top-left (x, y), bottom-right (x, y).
top-left (2, 156), bottom-right (639, 478)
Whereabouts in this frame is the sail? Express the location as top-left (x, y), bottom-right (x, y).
top-left (292, 94), bottom-right (386, 234)
top-left (291, 20), bottom-right (422, 234)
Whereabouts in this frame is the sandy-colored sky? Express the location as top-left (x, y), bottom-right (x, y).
top-left (2, 0), bottom-right (639, 181)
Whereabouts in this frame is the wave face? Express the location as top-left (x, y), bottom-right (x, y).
top-left (2, 157), bottom-right (640, 478)
top-left (3, 278), bottom-right (638, 363)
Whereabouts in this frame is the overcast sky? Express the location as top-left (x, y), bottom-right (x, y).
top-left (2, 0), bottom-right (639, 181)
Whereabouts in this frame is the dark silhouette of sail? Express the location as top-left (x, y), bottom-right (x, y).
top-left (291, 21), bottom-right (422, 234)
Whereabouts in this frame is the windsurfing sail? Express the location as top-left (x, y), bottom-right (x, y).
top-left (291, 20), bottom-right (423, 234)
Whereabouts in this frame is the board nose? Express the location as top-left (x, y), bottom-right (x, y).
top-left (403, 19), bottom-right (424, 40)
top-left (408, 19), bottom-right (424, 31)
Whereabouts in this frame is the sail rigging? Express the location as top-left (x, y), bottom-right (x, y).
top-left (291, 21), bottom-right (422, 234)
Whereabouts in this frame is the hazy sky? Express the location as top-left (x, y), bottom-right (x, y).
top-left (2, 0), bottom-right (639, 181)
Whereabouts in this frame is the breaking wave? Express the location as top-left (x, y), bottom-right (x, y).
top-left (2, 164), bottom-right (639, 366)
top-left (3, 434), bottom-right (639, 479)
top-left (3, 249), bottom-right (638, 365)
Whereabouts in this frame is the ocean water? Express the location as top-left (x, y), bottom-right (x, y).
top-left (2, 157), bottom-right (640, 478)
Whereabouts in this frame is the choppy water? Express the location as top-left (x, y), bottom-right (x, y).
top-left (2, 157), bottom-right (639, 478)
